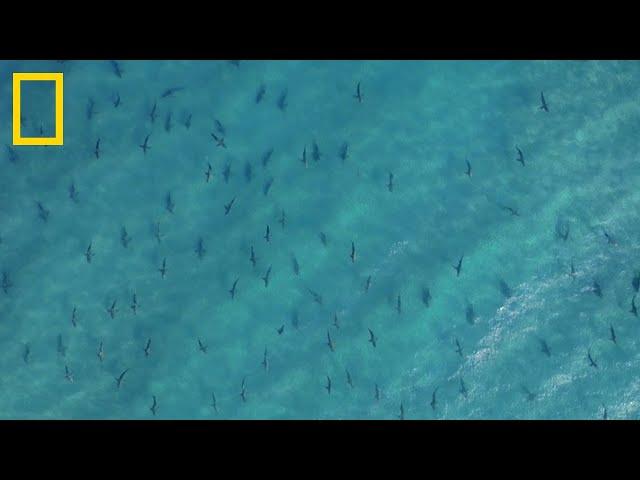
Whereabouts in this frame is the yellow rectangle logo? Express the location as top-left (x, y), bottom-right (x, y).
top-left (13, 72), bottom-right (64, 146)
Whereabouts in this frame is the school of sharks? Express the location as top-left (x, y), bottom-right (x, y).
top-left (1, 60), bottom-right (639, 419)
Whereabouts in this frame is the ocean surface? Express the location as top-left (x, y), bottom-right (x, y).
top-left (1, 60), bottom-right (639, 419)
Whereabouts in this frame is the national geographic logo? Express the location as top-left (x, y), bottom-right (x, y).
top-left (12, 72), bottom-right (64, 146)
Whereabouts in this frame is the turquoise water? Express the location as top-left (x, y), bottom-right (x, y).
top-left (1, 60), bottom-right (639, 419)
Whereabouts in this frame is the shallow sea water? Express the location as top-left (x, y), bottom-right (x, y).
top-left (1, 60), bottom-right (640, 419)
